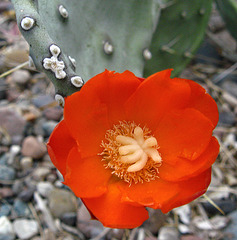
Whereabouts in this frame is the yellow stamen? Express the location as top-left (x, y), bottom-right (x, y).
top-left (100, 121), bottom-right (162, 184)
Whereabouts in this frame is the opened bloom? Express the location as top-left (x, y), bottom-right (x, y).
top-left (48, 69), bottom-right (219, 228)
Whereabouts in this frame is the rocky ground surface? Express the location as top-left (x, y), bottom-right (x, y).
top-left (0, 1), bottom-right (237, 240)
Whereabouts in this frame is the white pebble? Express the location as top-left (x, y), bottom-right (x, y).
top-left (0, 216), bottom-right (15, 237)
top-left (13, 219), bottom-right (39, 240)
top-left (37, 181), bottom-right (54, 198)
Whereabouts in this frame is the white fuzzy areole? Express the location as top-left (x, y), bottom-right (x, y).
top-left (143, 48), bottom-right (152, 60)
top-left (103, 41), bottom-right (113, 55)
top-left (71, 76), bottom-right (83, 88)
top-left (55, 94), bottom-right (65, 107)
top-left (21, 16), bottom-right (35, 30)
top-left (59, 5), bottom-right (69, 18)
top-left (43, 44), bottom-right (66, 79)
top-left (69, 56), bottom-right (76, 67)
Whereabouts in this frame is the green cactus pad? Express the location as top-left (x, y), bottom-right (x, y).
top-left (12, 0), bottom-right (161, 97)
top-left (215, 0), bottom-right (237, 40)
top-left (143, 0), bottom-right (213, 77)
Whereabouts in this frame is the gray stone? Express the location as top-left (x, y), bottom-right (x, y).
top-left (42, 121), bottom-right (58, 137)
top-left (48, 188), bottom-right (77, 218)
top-left (219, 110), bottom-right (235, 126)
top-left (13, 219), bottom-right (39, 240)
top-left (43, 107), bottom-right (63, 121)
top-left (77, 203), bottom-right (104, 238)
top-left (6, 87), bottom-right (21, 102)
top-left (0, 216), bottom-right (15, 240)
top-left (0, 205), bottom-right (11, 217)
top-left (13, 199), bottom-right (31, 218)
top-left (0, 154), bottom-right (8, 166)
top-left (61, 212), bottom-right (77, 226)
top-left (221, 80), bottom-right (237, 98)
top-left (0, 106), bottom-right (26, 144)
top-left (32, 94), bottom-right (54, 108)
top-left (12, 180), bottom-right (24, 195)
top-left (31, 77), bottom-right (48, 95)
top-left (21, 136), bottom-right (47, 159)
top-left (224, 210), bottom-right (237, 240)
top-left (143, 209), bottom-right (166, 235)
top-left (18, 186), bottom-right (36, 202)
top-left (0, 165), bottom-right (15, 181)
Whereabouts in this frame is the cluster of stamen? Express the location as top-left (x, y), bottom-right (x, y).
top-left (100, 121), bottom-right (162, 184)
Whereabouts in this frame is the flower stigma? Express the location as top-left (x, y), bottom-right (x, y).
top-left (101, 121), bottom-right (162, 185)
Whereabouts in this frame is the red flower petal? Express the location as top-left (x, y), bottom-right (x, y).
top-left (64, 70), bottom-right (141, 158)
top-left (160, 168), bottom-right (212, 213)
top-left (118, 178), bottom-right (180, 209)
top-left (47, 120), bottom-right (75, 177)
top-left (119, 168), bottom-right (211, 213)
top-left (184, 79), bottom-right (219, 127)
top-left (125, 69), bottom-right (191, 130)
top-left (64, 147), bottom-right (112, 198)
top-left (155, 108), bottom-right (214, 162)
top-left (159, 137), bottom-right (219, 181)
top-left (82, 183), bottom-right (149, 228)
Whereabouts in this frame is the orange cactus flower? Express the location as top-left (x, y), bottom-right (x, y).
top-left (47, 69), bottom-right (219, 229)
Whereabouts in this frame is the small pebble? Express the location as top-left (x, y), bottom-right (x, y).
top-left (158, 226), bottom-right (180, 240)
top-left (43, 107), bottom-right (63, 121)
top-left (224, 210), bottom-right (237, 239)
top-left (11, 70), bottom-right (31, 86)
top-left (13, 219), bottom-right (39, 240)
top-left (12, 180), bottom-right (24, 195)
top-left (21, 136), bottom-right (47, 159)
top-left (32, 94), bottom-right (54, 108)
top-left (46, 173), bottom-right (57, 183)
top-left (0, 165), bottom-right (15, 181)
top-left (37, 181), bottom-right (54, 197)
top-left (32, 167), bottom-right (51, 181)
top-left (219, 110), bottom-right (235, 126)
top-left (77, 203), bottom-right (104, 238)
top-left (61, 212), bottom-right (77, 226)
top-left (0, 216), bottom-right (15, 240)
top-left (181, 235), bottom-right (203, 240)
top-left (13, 199), bottom-right (31, 218)
top-left (42, 120), bottom-right (58, 137)
top-left (0, 106), bottom-right (26, 144)
top-left (0, 154), bottom-right (8, 166)
top-left (48, 188), bottom-right (77, 218)
top-left (20, 157), bottom-right (33, 171)
top-left (143, 209), bottom-right (166, 234)
top-left (0, 204), bottom-right (11, 217)
top-left (18, 186), bottom-right (36, 202)
top-left (6, 87), bottom-right (21, 102)
top-left (0, 187), bottom-right (14, 198)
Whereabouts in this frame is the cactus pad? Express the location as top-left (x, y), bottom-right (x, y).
top-left (144, 0), bottom-right (213, 77)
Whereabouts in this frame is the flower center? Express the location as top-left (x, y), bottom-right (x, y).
top-left (100, 121), bottom-right (162, 184)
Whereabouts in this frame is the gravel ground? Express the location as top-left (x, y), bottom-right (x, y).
top-left (0, 1), bottom-right (237, 240)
